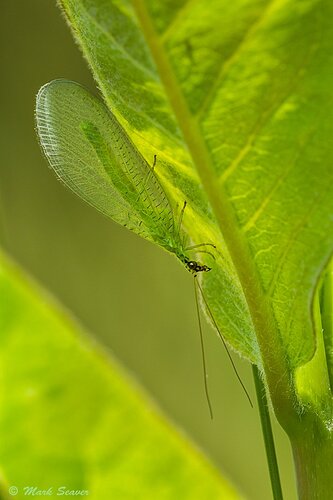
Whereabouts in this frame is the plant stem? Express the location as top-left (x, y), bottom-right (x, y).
top-left (291, 418), bottom-right (333, 500)
top-left (252, 364), bottom-right (283, 500)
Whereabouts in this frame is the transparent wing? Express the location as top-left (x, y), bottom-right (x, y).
top-left (35, 79), bottom-right (174, 243)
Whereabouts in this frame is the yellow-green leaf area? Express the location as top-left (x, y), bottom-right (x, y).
top-left (59, 0), bottom-right (333, 372)
top-left (0, 252), bottom-right (241, 499)
top-left (60, 0), bottom-right (258, 364)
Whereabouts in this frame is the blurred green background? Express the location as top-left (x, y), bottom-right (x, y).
top-left (1, 2), bottom-right (297, 498)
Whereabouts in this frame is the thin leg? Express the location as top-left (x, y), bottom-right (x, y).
top-left (194, 276), bottom-right (213, 419)
top-left (196, 279), bottom-right (253, 408)
top-left (189, 249), bottom-right (216, 260)
top-left (186, 243), bottom-right (216, 250)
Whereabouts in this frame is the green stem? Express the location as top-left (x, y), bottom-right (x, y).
top-left (252, 364), bottom-right (283, 500)
top-left (291, 418), bottom-right (333, 500)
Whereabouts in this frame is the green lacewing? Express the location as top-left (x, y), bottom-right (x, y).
top-left (35, 80), bottom-right (252, 414)
top-left (35, 79), bottom-right (211, 272)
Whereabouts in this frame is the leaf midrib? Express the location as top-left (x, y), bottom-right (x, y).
top-left (195, 0), bottom-right (280, 121)
top-left (131, 0), bottom-right (296, 423)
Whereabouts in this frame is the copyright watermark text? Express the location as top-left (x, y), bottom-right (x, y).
top-left (9, 486), bottom-right (89, 496)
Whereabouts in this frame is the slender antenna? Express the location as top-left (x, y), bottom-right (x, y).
top-left (196, 279), bottom-right (253, 408)
top-left (152, 154), bottom-right (157, 171)
top-left (177, 200), bottom-right (187, 241)
top-left (194, 275), bottom-right (214, 419)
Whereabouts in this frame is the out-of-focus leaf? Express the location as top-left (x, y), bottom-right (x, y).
top-left (0, 252), bottom-right (241, 499)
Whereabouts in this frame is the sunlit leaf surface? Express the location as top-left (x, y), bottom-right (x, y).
top-left (59, 0), bottom-right (333, 377)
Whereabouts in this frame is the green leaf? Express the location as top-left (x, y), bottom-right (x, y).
top-left (0, 251), bottom-right (241, 499)
top-left (58, 0), bottom-right (333, 418)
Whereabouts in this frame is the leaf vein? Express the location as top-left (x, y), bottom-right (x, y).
top-left (217, 41), bottom-right (318, 186)
top-left (267, 184), bottom-right (332, 299)
top-left (195, 0), bottom-right (280, 120)
top-left (79, 1), bottom-right (157, 79)
top-left (242, 127), bottom-right (318, 233)
top-left (160, 0), bottom-right (200, 43)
